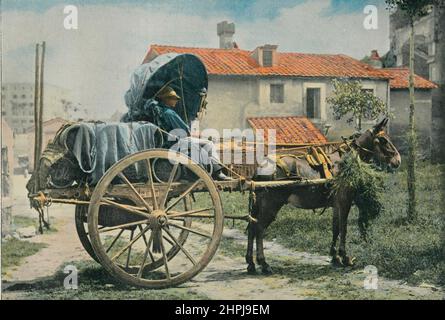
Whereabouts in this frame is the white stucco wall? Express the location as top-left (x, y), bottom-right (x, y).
top-left (200, 75), bottom-right (390, 141)
top-left (389, 89), bottom-right (433, 155)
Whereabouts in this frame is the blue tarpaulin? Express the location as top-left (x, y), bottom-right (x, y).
top-left (61, 122), bottom-right (162, 184)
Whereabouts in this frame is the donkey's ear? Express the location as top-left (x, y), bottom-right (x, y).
top-left (373, 118), bottom-right (388, 133)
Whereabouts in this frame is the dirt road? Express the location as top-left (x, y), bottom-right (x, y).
top-left (2, 176), bottom-right (443, 300)
top-left (2, 211), bottom-right (443, 300)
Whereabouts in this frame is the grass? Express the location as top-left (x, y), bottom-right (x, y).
top-left (12, 215), bottom-right (38, 229)
top-left (12, 215), bottom-right (58, 234)
top-left (217, 164), bottom-right (444, 286)
top-left (3, 260), bottom-right (209, 300)
top-left (216, 236), bottom-right (438, 299)
top-left (1, 239), bottom-right (47, 275)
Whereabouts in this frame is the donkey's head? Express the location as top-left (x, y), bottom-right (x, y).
top-left (353, 118), bottom-right (401, 171)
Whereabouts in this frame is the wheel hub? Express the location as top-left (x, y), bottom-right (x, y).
top-left (152, 209), bottom-right (168, 227)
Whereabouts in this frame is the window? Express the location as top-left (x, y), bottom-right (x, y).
top-left (306, 88), bottom-right (321, 119)
top-left (270, 84), bottom-right (284, 103)
top-left (263, 50), bottom-right (273, 67)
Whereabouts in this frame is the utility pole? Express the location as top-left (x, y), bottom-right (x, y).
top-left (33, 41), bottom-right (45, 190)
top-left (33, 43), bottom-right (40, 176)
top-left (38, 41), bottom-right (45, 167)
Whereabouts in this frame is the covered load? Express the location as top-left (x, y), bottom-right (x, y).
top-left (27, 121), bottom-right (163, 192)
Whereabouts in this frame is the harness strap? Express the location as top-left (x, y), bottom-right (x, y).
top-left (305, 147), bottom-right (334, 179)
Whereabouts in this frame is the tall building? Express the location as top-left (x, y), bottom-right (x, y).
top-left (389, 5), bottom-right (445, 162)
top-left (1, 83), bottom-right (88, 134)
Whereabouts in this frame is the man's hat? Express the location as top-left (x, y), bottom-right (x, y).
top-left (157, 86), bottom-right (181, 100)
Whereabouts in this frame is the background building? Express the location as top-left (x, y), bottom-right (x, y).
top-left (389, 5), bottom-right (445, 162)
top-left (144, 43), bottom-right (390, 141)
top-left (1, 119), bottom-right (14, 237)
top-left (142, 22), bottom-right (436, 149)
top-left (383, 67), bottom-right (438, 157)
top-left (1, 83), bottom-right (87, 134)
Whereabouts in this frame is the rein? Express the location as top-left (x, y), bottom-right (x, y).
top-left (334, 129), bottom-right (386, 158)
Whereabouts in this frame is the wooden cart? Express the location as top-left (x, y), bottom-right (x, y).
top-left (28, 53), bottom-right (329, 288)
top-left (29, 148), bottom-right (328, 288)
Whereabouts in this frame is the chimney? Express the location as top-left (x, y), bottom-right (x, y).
top-left (369, 50), bottom-right (383, 68)
top-left (251, 44), bottom-right (278, 67)
top-left (217, 21), bottom-right (235, 49)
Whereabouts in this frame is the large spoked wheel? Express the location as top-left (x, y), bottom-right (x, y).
top-left (88, 149), bottom-right (224, 288)
top-left (75, 197), bottom-right (192, 268)
top-left (75, 205), bottom-right (99, 263)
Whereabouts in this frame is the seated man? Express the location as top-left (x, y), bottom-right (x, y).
top-left (152, 86), bottom-right (232, 181)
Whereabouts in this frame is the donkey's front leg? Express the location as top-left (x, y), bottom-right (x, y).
top-left (245, 222), bottom-right (256, 274)
top-left (338, 200), bottom-right (355, 266)
top-left (255, 225), bottom-right (273, 275)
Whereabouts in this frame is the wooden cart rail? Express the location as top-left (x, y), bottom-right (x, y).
top-left (29, 177), bottom-right (330, 205)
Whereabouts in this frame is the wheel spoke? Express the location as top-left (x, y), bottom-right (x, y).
top-left (137, 230), bottom-right (154, 278)
top-left (165, 179), bottom-right (202, 212)
top-left (163, 227), bottom-right (197, 266)
top-left (118, 172), bottom-right (153, 214)
top-left (99, 219), bottom-right (150, 233)
top-left (125, 230), bottom-right (134, 269)
top-left (168, 222), bottom-right (212, 239)
top-left (160, 162), bottom-right (179, 210)
top-left (168, 207), bottom-right (214, 219)
top-left (159, 229), bottom-right (171, 280)
top-left (111, 225), bottom-right (150, 262)
top-left (106, 229), bottom-right (125, 253)
top-left (145, 159), bottom-right (159, 210)
top-left (138, 225), bottom-right (155, 262)
top-left (162, 235), bottom-right (174, 246)
top-left (101, 198), bottom-right (151, 219)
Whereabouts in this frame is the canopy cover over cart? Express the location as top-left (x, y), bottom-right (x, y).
top-left (123, 53), bottom-right (208, 126)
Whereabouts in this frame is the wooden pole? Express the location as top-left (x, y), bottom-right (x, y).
top-left (38, 41), bottom-right (45, 165)
top-left (33, 43), bottom-right (40, 176)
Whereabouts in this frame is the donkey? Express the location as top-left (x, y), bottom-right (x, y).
top-left (246, 118), bottom-right (401, 274)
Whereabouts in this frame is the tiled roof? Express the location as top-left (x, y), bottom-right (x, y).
top-left (247, 116), bottom-right (328, 145)
top-left (382, 68), bottom-right (438, 89)
top-left (145, 45), bottom-right (389, 79)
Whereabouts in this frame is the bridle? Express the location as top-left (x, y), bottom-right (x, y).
top-left (338, 130), bottom-right (396, 162)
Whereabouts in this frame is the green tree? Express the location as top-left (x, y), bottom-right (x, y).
top-left (327, 79), bottom-right (388, 131)
top-left (385, 0), bottom-right (444, 221)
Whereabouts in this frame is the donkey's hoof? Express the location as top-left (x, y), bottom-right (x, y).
top-left (331, 255), bottom-right (344, 267)
top-left (247, 264), bottom-right (257, 275)
top-left (261, 264), bottom-right (273, 275)
top-left (341, 256), bottom-right (356, 267)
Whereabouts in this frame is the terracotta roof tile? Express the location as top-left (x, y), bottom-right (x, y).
top-left (145, 45), bottom-right (389, 79)
top-left (247, 116), bottom-right (327, 145)
top-left (381, 67), bottom-right (438, 89)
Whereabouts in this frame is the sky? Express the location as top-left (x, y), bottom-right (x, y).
top-left (2, 0), bottom-right (390, 118)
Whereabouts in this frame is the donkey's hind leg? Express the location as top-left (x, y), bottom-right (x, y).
top-left (336, 196), bottom-right (355, 266)
top-left (330, 206), bottom-right (342, 266)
